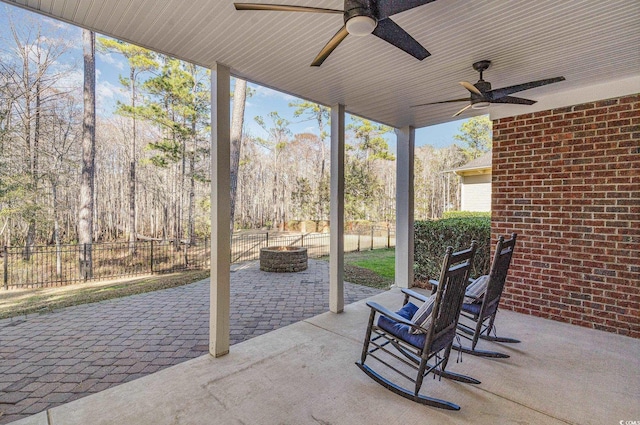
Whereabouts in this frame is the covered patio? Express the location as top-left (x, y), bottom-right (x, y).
top-left (1, 0), bottom-right (639, 423)
top-left (11, 289), bottom-right (640, 425)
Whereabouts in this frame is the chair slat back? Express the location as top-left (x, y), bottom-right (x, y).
top-left (427, 241), bottom-right (477, 351)
top-left (481, 234), bottom-right (517, 318)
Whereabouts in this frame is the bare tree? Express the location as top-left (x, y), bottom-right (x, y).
top-left (289, 100), bottom-right (330, 221)
top-left (414, 145), bottom-right (466, 219)
top-left (98, 38), bottom-right (156, 254)
top-left (1, 14), bottom-right (72, 255)
top-left (255, 111), bottom-right (292, 230)
top-left (78, 29), bottom-right (95, 278)
top-left (230, 78), bottom-right (247, 232)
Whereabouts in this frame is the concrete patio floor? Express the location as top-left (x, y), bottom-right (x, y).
top-left (11, 288), bottom-right (639, 425)
top-left (0, 260), bottom-right (383, 423)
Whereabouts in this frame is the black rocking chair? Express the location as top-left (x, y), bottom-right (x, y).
top-left (454, 233), bottom-right (520, 358)
top-left (356, 241), bottom-right (478, 411)
top-left (430, 234), bottom-right (519, 358)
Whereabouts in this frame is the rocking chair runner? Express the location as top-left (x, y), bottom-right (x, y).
top-left (356, 242), bottom-right (478, 411)
top-left (428, 234), bottom-right (519, 358)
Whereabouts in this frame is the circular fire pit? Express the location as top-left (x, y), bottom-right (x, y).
top-left (260, 246), bottom-right (308, 272)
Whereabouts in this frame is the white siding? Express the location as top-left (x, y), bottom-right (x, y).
top-left (461, 174), bottom-right (491, 212)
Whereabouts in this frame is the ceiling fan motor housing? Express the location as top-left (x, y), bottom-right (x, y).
top-left (471, 80), bottom-right (491, 107)
top-left (344, 0), bottom-right (377, 23)
top-left (474, 79), bottom-right (491, 94)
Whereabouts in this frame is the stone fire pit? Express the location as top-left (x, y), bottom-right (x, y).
top-left (260, 246), bottom-right (308, 272)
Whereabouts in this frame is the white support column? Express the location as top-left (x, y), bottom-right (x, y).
top-left (395, 126), bottom-right (415, 289)
top-left (330, 104), bottom-right (345, 313)
top-left (210, 63), bottom-right (231, 357)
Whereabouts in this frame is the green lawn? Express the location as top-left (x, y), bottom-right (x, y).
top-left (347, 248), bottom-right (395, 279)
top-left (322, 248), bottom-right (395, 290)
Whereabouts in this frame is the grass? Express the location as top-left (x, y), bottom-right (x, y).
top-left (348, 249), bottom-right (395, 279)
top-left (0, 270), bottom-right (210, 320)
top-left (324, 248), bottom-right (395, 290)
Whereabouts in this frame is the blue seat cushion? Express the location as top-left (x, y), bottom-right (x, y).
top-left (462, 302), bottom-right (481, 316)
top-left (377, 302), bottom-right (454, 353)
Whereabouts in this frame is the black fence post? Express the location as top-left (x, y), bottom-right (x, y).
top-left (266, 232), bottom-right (269, 247)
top-left (150, 240), bottom-right (154, 273)
top-left (83, 243), bottom-right (88, 282)
top-left (301, 233), bottom-right (305, 247)
top-left (3, 246), bottom-right (8, 290)
top-left (387, 226), bottom-right (391, 248)
top-left (357, 234), bottom-right (361, 252)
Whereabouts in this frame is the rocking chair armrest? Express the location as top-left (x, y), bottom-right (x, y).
top-left (365, 301), bottom-right (421, 330)
top-left (401, 288), bottom-right (429, 303)
top-left (428, 279), bottom-right (439, 294)
top-left (463, 292), bottom-right (482, 302)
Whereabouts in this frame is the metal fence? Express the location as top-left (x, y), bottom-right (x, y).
top-left (2, 240), bottom-right (210, 290)
top-left (2, 226), bottom-right (395, 290)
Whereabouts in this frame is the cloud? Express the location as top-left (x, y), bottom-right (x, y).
top-left (43, 17), bottom-right (71, 30)
top-left (251, 83), bottom-right (296, 103)
top-left (97, 80), bottom-right (125, 102)
top-left (55, 69), bottom-right (83, 92)
top-left (100, 52), bottom-right (125, 71)
top-left (96, 80), bottom-right (126, 116)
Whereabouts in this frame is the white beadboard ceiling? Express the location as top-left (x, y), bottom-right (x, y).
top-left (3, 0), bottom-right (639, 129)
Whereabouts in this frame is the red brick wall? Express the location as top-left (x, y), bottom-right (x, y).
top-left (492, 94), bottom-right (640, 338)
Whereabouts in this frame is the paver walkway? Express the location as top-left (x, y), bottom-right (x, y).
top-left (0, 260), bottom-right (384, 424)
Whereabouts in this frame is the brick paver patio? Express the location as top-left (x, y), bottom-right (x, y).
top-left (0, 259), bottom-right (384, 424)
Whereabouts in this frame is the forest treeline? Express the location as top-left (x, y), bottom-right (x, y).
top-left (0, 12), bottom-right (491, 250)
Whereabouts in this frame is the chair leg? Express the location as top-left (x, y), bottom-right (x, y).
top-left (471, 314), bottom-right (484, 351)
top-left (437, 343), bottom-right (482, 384)
top-left (483, 314), bottom-right (520, 343)
top-left (391, 342), bottom-right (481, 384)
top-left (359, 309), bottom-right (377, 365)
top-left (355, 362), bottom-right (460, 411)
top-left (458, 317), bottom-right (521, 344)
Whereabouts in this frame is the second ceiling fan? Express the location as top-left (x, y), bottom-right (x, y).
top-left (234, 0), bottom-right (435, 66)
top-left (413, 60), bottom-right (566, 117)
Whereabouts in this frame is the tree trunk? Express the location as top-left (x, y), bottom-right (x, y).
top-left (188, 155), bottom-right (196, 245)
top-left (78, 29), bottom-right (96, 279)
top-left (128, 66), bottom-right (137, 254)
top-left (230, 78), bottom-right (247, 233)
top-left (52, 181), bottom-right (62, 277)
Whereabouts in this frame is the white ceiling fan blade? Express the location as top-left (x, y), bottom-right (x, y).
top-left (452, 104), bottom-right (472, 117)
top-left (459, 81), bottom-right (482, 95)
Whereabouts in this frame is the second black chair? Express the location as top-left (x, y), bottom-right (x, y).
top-left (454, 233), bottom-right (519, 358)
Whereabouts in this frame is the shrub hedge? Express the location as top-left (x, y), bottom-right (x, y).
top-left (442, 211), bottom-right (492, 219)
top-left (414, 217), bottom-right (491, 283)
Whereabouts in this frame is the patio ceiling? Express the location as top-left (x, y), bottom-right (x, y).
top-left (4, 0), bottom-right (639, 129)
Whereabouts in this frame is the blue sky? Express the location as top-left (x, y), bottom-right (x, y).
top-left (2, 3), bottom-right (469, 152)
top-left (242, 82), bottom-right (469, 150)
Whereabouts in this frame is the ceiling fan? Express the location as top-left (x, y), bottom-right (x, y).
top-left (234, 0), bottom-right (435, 67)
top-left (412, 60), bottom-right (566, 117)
